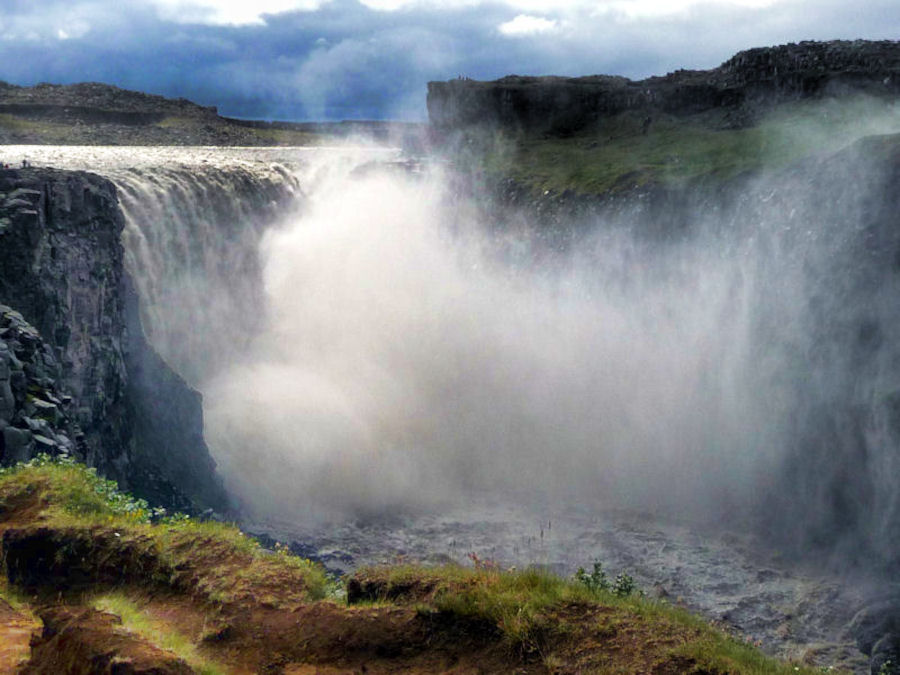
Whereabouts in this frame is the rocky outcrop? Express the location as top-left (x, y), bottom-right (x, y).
top-left (0, 306), bottom-right (82, 463)
top-left (428, 40), bottom-right (900, 135)
top-left (0, 167), bottom-right (227, 512)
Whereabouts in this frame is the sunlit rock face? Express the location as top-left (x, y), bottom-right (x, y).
top-left (0, 167), bottom-right (133, 475)
top-left (0, 304), bottom-right (82, 463)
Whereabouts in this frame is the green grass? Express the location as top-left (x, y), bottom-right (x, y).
top-left (355, 564), bottom-right (832, 673)
top-left (0, 113), bottom-right (88, 143)
top-left (0, 110), bottom-right (325, 146)
top-left (0, 455), bottom-right (330, 605)
top-left (0, 454), bottom-right (160, 523)
top-left (0, 113), bottom-right (42, 133)
top-left (430, 567), bottom-right (596, 649)
top-left (0, 577), bottom-right (32, 615)
top-left (156, 115), bottom-right (324, 146)
top-left (480, 96), bottom-right (900, 196)
top-left (92, 593), bottom-right (227, 675)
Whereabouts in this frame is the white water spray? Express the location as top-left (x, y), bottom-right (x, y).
top-left (200, 160), bottom-right (803, 525)
top-left (15, 144), bottom-right (900, 569)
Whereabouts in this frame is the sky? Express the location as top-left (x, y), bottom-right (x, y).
top-left (0, 0), bottom-right (898, 121)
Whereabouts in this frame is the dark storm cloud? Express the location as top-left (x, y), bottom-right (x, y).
top-left (0, 0), bottom-right (898, 120)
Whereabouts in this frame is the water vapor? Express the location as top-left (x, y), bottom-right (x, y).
top-left (204, 159), bottom-right (810, 528)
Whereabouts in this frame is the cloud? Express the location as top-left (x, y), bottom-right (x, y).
top-left (595, 0), bottom-right (782, 19)
top-left (498, 14), bottom-right (559, 36)
top-left (0, 0), bottom-right (899, 120)
top-left (147, 0), bottom-right (329, 25)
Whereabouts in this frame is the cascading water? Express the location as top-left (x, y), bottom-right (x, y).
top-left (12, 140), bottom-right (900, 671)
top-left (114, 163), bottom-right (300, 386)
top-left (196, 144), bottom-right (900, 577)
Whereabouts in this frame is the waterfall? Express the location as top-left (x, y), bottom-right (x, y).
top-left (186, 144), bottom-right (900, 575)
top-left (113, 162), bottom-right (301, 387)
top-left (17, 144), bottom-right (900, 574)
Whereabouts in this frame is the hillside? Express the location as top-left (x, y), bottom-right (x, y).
top-left (0, 81), bottom-right (424, 147)
top-left (0, 456), bottom-right (825, 674)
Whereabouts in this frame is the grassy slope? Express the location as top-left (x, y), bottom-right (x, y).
top-left (0, 457), bottom-right (833, 673)
top-left (480, 97), bottom-right (900, 196)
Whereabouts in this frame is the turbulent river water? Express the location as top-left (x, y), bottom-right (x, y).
top-left (9, 143), bottom-right (899, 672)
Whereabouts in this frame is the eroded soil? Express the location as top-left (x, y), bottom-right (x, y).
top-left (0, 482), bottom-right (743, 674)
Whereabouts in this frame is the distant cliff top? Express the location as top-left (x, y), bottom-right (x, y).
top-left (0, 81), bottom-right (424, 147)
top-left (428, 40), bottom-right (900, 134)
top-left (0, 80), bottom-right (218, 117)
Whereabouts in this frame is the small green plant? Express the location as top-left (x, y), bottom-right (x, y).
top-left (575, 562), bottom-right (640, 597)
top-left (612, 572), bottom-right (637, 597)
top-left (575, 561), bottom-right (610, 593)
top-left (880, 659), bottom-right (896, 675)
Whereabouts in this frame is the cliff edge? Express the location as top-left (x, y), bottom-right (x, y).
top-left (428, 40), bottom-right (900, 135)
top-left (0, 167), bottom-right (228, 512)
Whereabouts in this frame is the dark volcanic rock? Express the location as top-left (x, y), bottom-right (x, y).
top-left (428, 40), bottom-right (900, 135)
top-left (0, 305), bottom-right (82, 463)
top-left (0, 166), bottom-right (227, 512)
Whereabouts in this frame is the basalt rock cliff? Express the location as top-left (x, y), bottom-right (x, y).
top-left (0, 167), bottom-right (227, 512)
top-left (428, 40), bottom-right (900, 135)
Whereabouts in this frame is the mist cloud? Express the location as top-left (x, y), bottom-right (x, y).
top-left (203, 162), bottom-right (787, 523)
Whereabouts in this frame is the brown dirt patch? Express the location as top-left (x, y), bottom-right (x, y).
top-left (21, 606), bottom-right (192, 674)
top-left (0, 597), bottom-right (40, 674)
top-left (200, 600), bottom-right (536, 674)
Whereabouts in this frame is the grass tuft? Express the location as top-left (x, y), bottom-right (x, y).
top-left (353, 564), bottom-right (829, 673)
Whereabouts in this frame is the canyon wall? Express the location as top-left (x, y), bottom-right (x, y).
top-left (0, 166), bottom-right (224, 509)
top-left (428, 40), bottom-right (900, 135)
top-left (0, 164), bottom-right (303, 513)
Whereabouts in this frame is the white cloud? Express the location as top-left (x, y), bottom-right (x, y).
top-left (147, 0), bottom-right (329, 25)
top-left (356, 0), bottom-right (784, 12)
top-left (597, 0), bottom-right (781, 19)
top-left (498, 14), bottom-right (559, 36)
top-left (55, 19), bottom-right (91, 40)
top-left (359, 0), bottom-right (481, 8)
